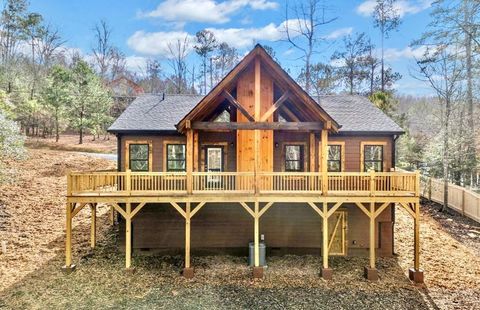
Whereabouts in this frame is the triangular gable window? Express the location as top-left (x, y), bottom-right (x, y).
top-left (278, 113), bottom-right (288, 123)
top-left (213, 110), bottom-right (231, 122)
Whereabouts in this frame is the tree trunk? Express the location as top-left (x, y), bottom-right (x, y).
top-left (442, 98), bottom-right (451, 212)
top-left (55, 111), bottom-right (59, 142)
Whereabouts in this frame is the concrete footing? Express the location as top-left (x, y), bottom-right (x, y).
top-left (125, 267), bottom-right (136, 274)
top-left (364, 266), bottom-right (378, 281)
top-left (61, 264), bottom-right (76, 274)
top-left (183, 267), bottom-right (194, 279)
top-left (409, 268), bottom-right (424, 284)
top-left (321, 267), bottom-right (333, 280)
top-left (253, 266), bottom-right (264, 279)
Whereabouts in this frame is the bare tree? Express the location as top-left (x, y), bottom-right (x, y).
top-left (212, 42), bottom-right (238, 84)
top-left (92, 20), bottom-right (114, 80)
top-left (22, 12), bottom-right (43, 99)
top-left (372, 0), bottom-right (401, 92)
top-left (331, 32), bottom-right (371, 95)
top-left (194, 29), bottom-right (217, 94)
top-left (167, 36), bottom-right (190, 94)
top-left (37, 24), bottom-right (65, 68)
top-left (284, 0), bottom-right (337, 93)
top-left (413, 46), bottom-right (464, 212)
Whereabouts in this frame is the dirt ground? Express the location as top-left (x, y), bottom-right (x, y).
top-left (0, 149), bottom-right (479, 309)
top-left (25, 134), bottom-right (117, 154)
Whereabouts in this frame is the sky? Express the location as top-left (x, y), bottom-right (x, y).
top-left (29, 0), bottom-right (435, 95)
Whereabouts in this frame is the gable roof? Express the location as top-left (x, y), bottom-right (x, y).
top-left (108, 93), bottom-right (404, 134)
top-left (176, 44), bottom-right (340, 133)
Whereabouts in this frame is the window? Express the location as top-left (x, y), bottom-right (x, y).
top-left (166, 144), bottom-right (186, 171)
top-left (364, 145), bottom-right (383, 172)
top-left (213, 110), bottom-right (230, 122)
top-left (285, 145), bottom-right (304, 172)
top-left (129, 144), bottom-right (149, 171)
top-left (327, 145), bottom-right (342, 172)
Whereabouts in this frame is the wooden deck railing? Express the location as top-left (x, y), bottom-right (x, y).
top-left (67, 171), bottom-right (419, 197)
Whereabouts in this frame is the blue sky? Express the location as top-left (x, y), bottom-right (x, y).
top-left (30, 0), bottom-right (435, 95)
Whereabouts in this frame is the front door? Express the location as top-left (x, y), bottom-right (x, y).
top-left (206, 147), bottom-right (223, 188)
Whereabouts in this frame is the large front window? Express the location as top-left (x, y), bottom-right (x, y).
top-left (129, 144), bottom-right (149, 171)
top-left (328, 145), bottom-right (342, 172)
top-left (167, 144), bottom-right (186, 171)
top-left (364, 145), bottom-right (383, 172)
top-left (285, 145), bottom-right (304, 172)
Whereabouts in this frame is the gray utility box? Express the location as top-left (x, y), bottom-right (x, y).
top-left (248, 241), bottom-right (266, 266)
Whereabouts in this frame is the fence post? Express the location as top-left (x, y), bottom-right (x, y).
top-left (461, 188), bottom-right (465, 215)
top-left (67, 173), bottom-right (72, 197)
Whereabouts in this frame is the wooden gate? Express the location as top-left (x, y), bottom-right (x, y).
top-left (324, 211), bottom-right (347, 256)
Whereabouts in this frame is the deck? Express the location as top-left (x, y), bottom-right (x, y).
top-left (67, 170), bottom-right (419, 199)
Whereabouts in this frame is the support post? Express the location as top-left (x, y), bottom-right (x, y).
top-left (364, 202), bottom-right (378, 280)
top-left (409, 201), bottom-right (424, 283)
top-left (125, 202), bottom-right (132, 270)
top-left (183, 202), bottom-right (194, 278)
top-left (62, 202), bottom-right (76, 273)
top-left (253, 201), bottom-right (263, 278)
top-left (321, 202), bottom-right (332, 279)
top-left (321, 129), bottom-right (328, 195)
top-left (109, 205), bottom-right (115, 225)
top-left (186, 129), bottom-right (193, 194)
top-left (90, 203), bottom-right (96, 249)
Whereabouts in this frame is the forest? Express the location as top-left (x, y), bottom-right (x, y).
top-left (0, 0), bottom-right (478, 196)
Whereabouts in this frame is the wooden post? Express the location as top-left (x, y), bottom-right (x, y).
top-left (369, 202), bottom-right (375, 269)
top-left (186, 129), bottom-right (193, 194)
top-left (193, 131), bottom-right (199, 172)
top-left (90, 204), bottom-right (96, 249)
top-left (254, 57), bottom-right (261, 194)
top-left (126, 169), bottom-right (131, 195)
top-left (428, 177), bottom-right (432, 201)
top-left (415, 170), bottom-right (420, 198)
top-left (185, 202), bottom-right (191, 269)
top-left (254, 201), bottom-right (260, 267)
top-left (414, 202), bottom-right (420, 270)
top-left (370, 170), bottom-right (375, 196)
top-left (125, 203), bottom-right (132, 269)
top-left (321, 129), bottom-right (328, 195)
top-left (65, 202), bottom-right (73, 267)
top-left (322, 202), bottom-right (328, 269)
top-left (109, 205), bottom-right (115, 225)
top-left (309, 132), bottom-right (315, 172)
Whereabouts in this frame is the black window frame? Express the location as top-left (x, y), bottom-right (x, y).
top-left (284, 144), bottom-right (304, 172)
top-left (363, 144), bottom-right (384, 172)
top-left (166, 143), bottom-right (186, 172)
top-left (327, 144), bottom-right (342, 172)
top-left (129, 143), bottom-right (150, 172)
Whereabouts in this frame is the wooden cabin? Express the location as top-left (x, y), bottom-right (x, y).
top-left (64, 45), bottom-right (423, 283)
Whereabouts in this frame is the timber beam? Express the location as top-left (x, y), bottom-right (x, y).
top-left (223, 90), bottom-right (255, 122)
top-left (192, 121), bottom-right (324, 131)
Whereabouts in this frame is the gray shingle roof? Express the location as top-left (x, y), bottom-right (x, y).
top-left (108, 94), bottom-right (404, 134)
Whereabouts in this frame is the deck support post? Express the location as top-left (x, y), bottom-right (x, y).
top-left (183, 202), bottom-right (194, 278)
top-left (321, 202), bottom-right (332, 280)
top-left (90, 203), bottom-right (96, 249)
top-left (125, 202), bottom-right (132, 270)
top-left (253, 201), bottom-right (263, 278)
top-left (62, 202), bottom-right (75, 273)
top-left (186, 129), bottom-right (193, 194)
top-left (409, 201), bottom-right (424, 283)
top-left (364, 201), bottom-right (378, 281)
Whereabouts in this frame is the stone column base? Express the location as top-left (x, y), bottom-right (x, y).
top-left (61, 264), bottom-right (76, 274)
top-left (321, 267), bottom-right (333, 280)
top-left (183, 267), bottom-right (194, 279)
top-left (364, 266), bottom-right (378, 281)
top-left (253, 266), bottom-right (264, 279)
top-left (409, 268), bottom-right (424, 284)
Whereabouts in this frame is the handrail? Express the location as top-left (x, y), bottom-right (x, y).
top-left (67, 171), bottom-right (419, 197)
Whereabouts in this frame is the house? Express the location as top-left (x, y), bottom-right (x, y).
top-left (64, 45), bottom-right (423, 283)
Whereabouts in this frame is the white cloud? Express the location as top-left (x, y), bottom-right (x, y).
top-left (383, 46), bottom-right (427, 61)
top-left (127, 30), bottom-right (194, 57)
top-left (207, 23), bottom-right (283, 48)
top-left (323, 27), bottom-right (353, 40)
top-left (141, 0), bottom-right (278, 24)
top-left (357, 0), bottom-right (432, 17)
top-left (125, 55), bottom-right (149, 73)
